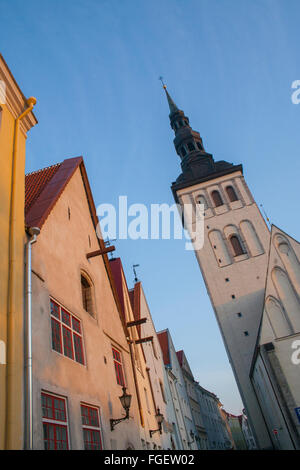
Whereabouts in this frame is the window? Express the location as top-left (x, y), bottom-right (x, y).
top-left (81, 273), bottom-right (94, 317)
top-left (211, 190), bottom-right (223, 207)
top-left (197, 142), bottom-right (203, 150)
top-left (159, 380), bottom-right (167, 403)
top-left (50, 299), bottom-right (84, 365)
top-left (229, 235), bottom-right (245, 257)
top-left (226, 185), bottom-right (238, 202)
top-left (112, 347), bottom-right (125, 386)
top-left (81, 404), bottom-right (102, 450)
top-left (196, 195), bottom-right (208, 210)
top-left (41, 392), bottom-right (69, 450)
top-left (187, 142), bottom-right (195, 152)
top-left (181, 146), bottom-right (187, 157)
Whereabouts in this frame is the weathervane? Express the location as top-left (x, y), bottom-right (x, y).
top-left (159, 76), bottom-right (166, 89)
top-left (133, 264), bottom-right (140, 283)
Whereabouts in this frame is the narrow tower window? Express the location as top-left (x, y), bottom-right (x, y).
top-left (196, 195), bottom-right (208, 210)
top-left (187, 142), bottom-right (195, 152)
top-left (211, 190), bottom-right (223, 207)
top-left (230, 235), bottom-right (245, 257)
top-left (226, 186), bottom-right (238, 202)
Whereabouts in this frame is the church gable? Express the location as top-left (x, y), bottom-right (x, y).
top-left (259, 225), bottom-right (300, 345)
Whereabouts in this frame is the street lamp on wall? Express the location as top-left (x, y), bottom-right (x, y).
top-left (149, 408), bottom-right (164, 438)
top-left (110, 387), bottom-right (132, 431)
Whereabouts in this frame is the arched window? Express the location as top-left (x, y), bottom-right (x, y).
top-left (196, 195), bottom-right (208, 210)
top-left (226, 185), bottom-right (238, 202)
top-left (211, 190), bottom-right (223, 207)
top-left (230, 235), bottom-right (244, 257)
top-left (81, 273), bottom-right (94, 316)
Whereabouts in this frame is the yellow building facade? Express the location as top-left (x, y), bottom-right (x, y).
top-left (0, 54), bottom-right (37, 449)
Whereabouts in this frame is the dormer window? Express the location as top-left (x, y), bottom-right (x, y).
top-left (197, 142), bottom-right (203, 150)
top-left (181, 146), bottom-right (187, 157)
top-left (211, 190), bottom-right (223, 207)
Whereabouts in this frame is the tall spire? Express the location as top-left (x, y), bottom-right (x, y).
top-left (159, 76), bottom-right (179, 115)
top-left (164, 87), bottom-right (179, 115)
top-left (161, 84), bottom-right (242, 188)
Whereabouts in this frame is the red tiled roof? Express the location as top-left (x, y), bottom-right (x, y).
top-left (176, 350), bottom-right (183, 367)
top-left (157, 331), bottom-right (171, 367)
top-left (109, 258), bottom-right (126, 324)
top-left (25, 164), bottom-right (61, 213)
top-left (25, 157), bottom-right (83, 229)
top-left (129, 282), bottom-right (142, 337)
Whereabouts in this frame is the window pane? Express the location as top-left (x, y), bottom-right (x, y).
top-left (50, 300), bottom-right (60, 319)
top-left (53, 397), bottom-right (66, 421)
top-left (42, 394), bottom-right (54, 419)
top-left (51, 318), bottom-right (62, 354)
top-left (83, 429), bottom-right (102, 450)
top-left (114, 361), bottom-right (125, 386)
top-left (61, 309), bottom-right (71, 326)
top-left (90, 408), bottom-right (99, 427)
top-left (43, 423), bottom-right (55, 450)
top-left (73, 333), bottom-right (84, 364)
top-left (55, 425), bottom-right (68, 450)
top-left (81, 405), bottom-right (89, 425)
top-left (62, 326), bottom-right (74, 360)
top-left (72, 316), bottom-right (81, 333)
top-left (112, 348), bottom-right (121, 362)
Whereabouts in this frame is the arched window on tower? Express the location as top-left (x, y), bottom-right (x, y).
top-left (81, 273), bottom-right (94, 317)
top-left (211, 190), bottom-right (223, 207)
top-left (226, 185), bottom-right (238, 202)
top-left (187, 142), bottom-right (195, 152)
top-left (196, 195), bottom-right (208, 210)
top-left (229, 235), bottom-right (245, 257)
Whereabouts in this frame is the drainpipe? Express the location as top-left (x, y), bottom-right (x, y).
top-left (6, 97), bottom-right (37, 449)
top-left (128, 339), bottom-right (144, 428)
top-left (25, 227), bottom-right (40, 450)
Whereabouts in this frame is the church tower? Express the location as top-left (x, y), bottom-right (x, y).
top-left (163, 85), bottom-right (273, 449)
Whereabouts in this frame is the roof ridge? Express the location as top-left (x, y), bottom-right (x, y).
top-left (25, 162), bottom-right (61, 176)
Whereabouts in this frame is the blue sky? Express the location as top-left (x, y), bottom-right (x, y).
top-left (1, 0), bottom-right (300, 414)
